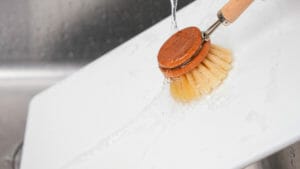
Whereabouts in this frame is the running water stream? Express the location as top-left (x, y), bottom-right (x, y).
top-left (170, 0), bottom-right (178, 30)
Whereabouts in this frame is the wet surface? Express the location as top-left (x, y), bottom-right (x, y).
top-left (0, 0), bottom-right (194, 168)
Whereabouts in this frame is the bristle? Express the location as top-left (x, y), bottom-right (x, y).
top-left (203, 59), bottom-right (227, 80)
top-left (207, 54), bottom-right (232, 71)
top-left (211, 44), bottom-right (232, 54)
top-left (185, 73), bottom-right (199, 98)
top-left (169, 44), bottom-right (232, 102)
top-left (181, 75), bottom-right (197, 101)
top-left (191, 68), bottom-right (210, 95)
top-left (210, 44), bottom-right (232, 63)
top-left (170, 78), bottom-right (181, 100)
top-left (198, 64), bottom-right (221, 89)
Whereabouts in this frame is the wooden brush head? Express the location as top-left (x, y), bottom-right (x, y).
top-left (157, 27), bottom-right (211, 78)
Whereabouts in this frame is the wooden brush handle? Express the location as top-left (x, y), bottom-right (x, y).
top-left (220, 0), bottom-right (253, 23)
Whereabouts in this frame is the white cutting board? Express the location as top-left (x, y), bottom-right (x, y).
top-left (21, 0), bottom-right (300, 169)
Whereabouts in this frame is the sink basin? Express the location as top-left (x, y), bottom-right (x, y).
top-left (1, 0), bottom-right (300, 169)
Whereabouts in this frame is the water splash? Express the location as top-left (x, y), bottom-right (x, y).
top-left (170, 0), bottom-right (178, 30)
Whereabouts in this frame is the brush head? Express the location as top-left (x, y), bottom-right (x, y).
top-left (157, 27), bottom-right (211, 78)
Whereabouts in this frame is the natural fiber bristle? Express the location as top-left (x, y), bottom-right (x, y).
top-left (170, 44), bottom-right (233, 102)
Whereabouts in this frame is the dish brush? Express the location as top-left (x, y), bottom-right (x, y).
top-left (157, 0), bottom-right (253, 101)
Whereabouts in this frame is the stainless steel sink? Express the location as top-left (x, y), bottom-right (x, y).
top-left (0, 0), bottom-right (299, 169)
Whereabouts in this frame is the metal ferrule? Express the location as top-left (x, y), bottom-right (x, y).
top-left (217, 11), bottom-right (230, 26)
top-left (203, 20), bottom-right (222, 41)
